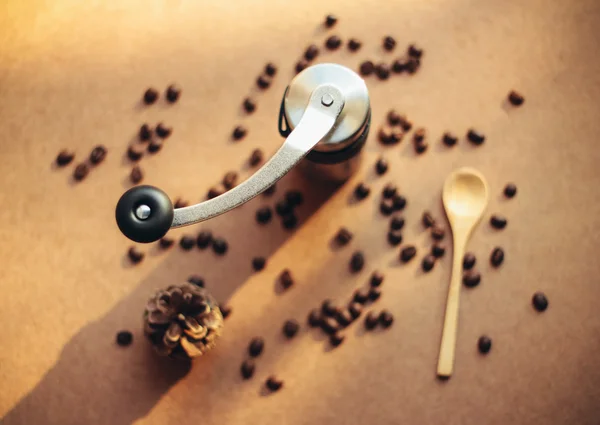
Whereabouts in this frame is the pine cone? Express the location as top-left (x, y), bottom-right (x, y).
top-left (143, 282), bottom-right (224, 359)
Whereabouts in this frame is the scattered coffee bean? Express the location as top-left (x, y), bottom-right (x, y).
top-left (463, 271), bottom-right (481, 288)
top-left (390, 215), bottom-right (405, 230)
top-left (232, 125), bottom-right (247, 141)
top-left (380, 199), bottom-right (395, 216)
top-left (383, 36), bottom-right (396, 51)
top-left (265, 376), bottom-right (283, 392)
top-left (359, 60), bottom-right (375, 76)
top-left (174, 198), bottom-right (188, 209)
top-left (478, 336), bottom-right (492, 354)
top-left (432, 243), bottom-right (446, 258)
top-left (155, 123), bottom-right (172, 138)
top-left (252, 257), bottom-right (266, 271)
top-left (325, 14), bottom-right (337, 27)
top-left (335, 227), bottom-right (353, 246)
top-left (379, 310), bottom-right (394, 328)
top-left (368, 286), bottom-right (381, 301)
top-left (243, 97), bottom-right (256, 113)
top-left (285, 190), bottom-right (304, 207)
top-left (348, 302), bottom-right (363, 319)
top-left (265, 62), bottom-right (277, 76)
top-left (130, 165), bottom-right (143, 184)
top-left (325, 35), bottom-right (342, 50)
top-left (165, 84), bottom-right (181, 103)
top-left (400, 245), bottom-right (417, 263)
top-left (504, 183), bottom-right (517, 198)
top-left (370, 271), bottom-right (385, 287)
top-left (256, 206), bottom-right (273, 224)
top-left (304, 44), bottom-right (319, 61)
top-left (222, 171), bottom-right (238, 190)
top-left (490, 215), bottom-right (507, 229)
top-left (147, 140), bottom-right (162, 153)
top-left (283, 319), bottom-right (300, 338)
top-left (392, 194), bottom-right (407, 211)
top-left (364, 311), bottom-right (379, 330)
top-left (422, 255), bottom-right (435, 272)
top-left (295, 59), bottom-right (308, 74)
top-left (220, 305), bottom-right (232, 319)
top-left (350, 251), bottom-right (365, 273)
top-left (116, 330), bottom-right (133, 346)
top-left (405, 58), bottom-right (420, 74)
top-left (408, 44), bottom-right (423, 58)
top-left (212, 237), bottom-right (228, 255)
top-left (127, 144), bottom-right (144, 161)
top-left (387, 230), bottom-right (403, 246)
top-left (281, 213), bottom-right (298, 230)
top-left (241, 359), bottom-right (255, 379)
top-left (378, 127), bottom-right (394, 145)
top-left (159, 237), bottom-right (174, 249)
top-left (392, 58), bottom-right (407, 73)
top-left (307, 309), bottom-right (321, 327)
top-left (196, 230), bottom-right (212, 249)
top-left (207, 186), bottom-right (224, 199)
top-left (335, 309), bottom-right (353, 327)
top-left (249, 148), bottom-right (263, 167)
top-left (187, 275), bottom-right (205, 287)
top-left (89, 145), bottom-right (107, 165)
top-left (532, 292), bottom-right (548, 312)
top-left (320, 316), bottom-right (339, 334)
top-left (179, 235), bottom-right (195, 250)
top-left (329, 332), bottom-right (345, 347)
top-left (400, 117), bottom-right (413, 132)
top-left (508, 90), bottom-right (524, 106)
top-left (263, 184), bottom-right (276, 196)
top-left (413, 128), bottom-right (426, 143)
top-left (490, 247), bottom-right (504, 267)
top-left (467, 129), bottom-right (485, 145)
top-left (422, 211), bottom-right (436, 228)
top-left (463, 253), bottom-right (476, 270)
top-left (348, 38), bottom-right (362, 51)
top-left (128, 246), bottom-right (144, 263)
top-left (354, 182), bottom-right (370, 200)
top-left (56, 150), bottom-right (75, 166)
top-left (257, 75), bottom-right (271, 89)
top-left (353, 288), bottom-right (370, 304)
top-left (275, 199), bottom-right (292, 217)
top-left (442, 132), bottom-right (458, 147)
top-left (385, 111), bottom-right (400, 127)
top-left (375, 157), bottom-right (389, 175)
top-left (73, 163), bottom-right (89, 181)
top-left (383, 183), bottom-right (397, 199)
top-left (279, 269), bottom-right (294, 290)
top-left (143, 88), bottom-right (158, 105)
top-left (375, 63), bottom-right (391, 80)
top-left (431, 225), bottom-right (445, 240)
top-left (321, 299), bottom-right (338, 317)
top-left (139, 123), bottom-right (152, 141)
top-left (415, 142), bottom-right (428, 154)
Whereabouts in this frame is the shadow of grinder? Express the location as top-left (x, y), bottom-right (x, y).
top-left (115, 63), bottom-right (371, 243)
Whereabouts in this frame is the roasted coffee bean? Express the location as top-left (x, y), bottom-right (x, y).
top-left (504, 183), bottom-right (517, 198)
top-left (283, 319), bottom-right (300, 338)
top-left (383, 183), bottom-right (397, 199)
top-left (139, 123), bottom-right (152, 141)
top-left (400, 245), bottom-right (417, 263)
top-left (432, 243), bottom-right (446, 258)
top-left (307, 309), bottom-right (321, 327)
top-left (325, 35), bottom-right (342, 50)
top-left (400, 117), bottom-right (413, 132)
top-left (196, 230), bottom-right (212, 249)
top-left (130, 165), bottom-right (143, 184)
top-left (256, 206), bottom-right (273, 224)
top-left (335, 309), bottom-right (353, 327)
top-left (508, 90), bottom-right (524, 106)
top-left (348, 38), bottom-right (362, 51)
top-left (179, 235), bottom-right (195, 250)
top-left (128, 246), bottom-right (144, 263)
top-left (73, 163), bottom-right (89, 181)
top-left (375, 63), bottom-right (391, 80)
top-left (265, 62), bottom-right (277, 76)
top-left (155, 123), bottom-right (172, 138)
top-left (243, 97), bottom-right (256, 113)
top-left (422, 255), bottom-right (435, 272)
top-left (378, 127), bottom-right (394, 145)
top-left (354, 182), bottom-right (370, 200)
top-left (222, 171), bottom-right (238, 190)
top-left (386, 110), bottom-right (401, 127)
top-left (212, 237), bottom-right (228, 255)
top-left (392, 59), bottom-right (407, 73)
top-left (359, 60), bottom-right (375, 76)
top-left (431, 225), bottom-right (445, 241)
top-left (321, 299), bottom-right (339, 317)
top-left (220, 305), bottom-right (232, 319)
top-left (265, 376), bottom-right (283, 391)
top-left (467, 129), bottom-right (485, 145)
top-left (408, 44), bottom-right (423, 58)
top-left (390, 215), bottom-right (405, 230)
top-left (405, 58), bottom-right (420, 74)
top-left (350, 251), bottom-right (365, 273)
top-left (335, 227), bottom-right (353, 246)
top-left (147, 140), bottom-right (162, 153)
top-left (232, 125), bottom-right (247, 140)
top-left (207, 186), bottom-right (224, 199)
top-left (413, 128), bottom-right (426, 143)
top-left (165, 84), bottom-right (181, 103)
top-left (353, 288), bottom-right (370, 304)
top-left (56, 150), bottom-right (75, 166)
top-left (329, 332), bottom-right (345, 347)
top-left (370, 270), bottom-right (385, 287)
top-left (392, 194), bottom-right (407, 211)
top-left (463, 252), bottom-right (476, 270)
top-left (348, 302), bottom-right (363, 319)
top-left (281, 213), bottom-right (298, 230)
top-left (285, 190), bottom-right (304, 207)
top-left (241, 359), bottom-right (255, 379)
top-left (532, 292), bottom-right (548, 312)
top-left (463, 271), bottom-right (481, 288)
top-left (127, 144), bottom-right (144, 161)
top-left (368, 286), bottom-right (381, 301)
top-left (325, 14), bottom-right (337, 27)
top-left (89, 145), bottom-right (107, 165)
top-left (383, 36), bottom-right (396, 51)
top-left (279, 269), bottom-right (294, 290)
top-left (387, 230), bottom-right (403, 246)
top-left (364, 311), bottom-right (379, 330)
top-left (380, 199), bottom-right (395, 216)
top-left (490, 215), bottom-right (507, 229)
top-left (275, 199), bottom-right (292, 217)
top-left (442, 132), bottom-right (458, 146)
top-left (249, 148), bottom-right (264, 167)
top-left (187, 275), bottom-right (205, 287)
top-left (252, 257), bottom-right (266, 271)
top-left (422, 211), bottom-right (436, 228)
top-left (379, 310), bottom-right (394, 328)
top-left (415, 142), bottom-right (428, 154)
top-left (263, 184), bottom-right (276, 196)
top-left (320, 316), bottom-right (339, 334)
top-left (478, 336), bottom-right (492, 354)
top-left (490, 247), bottom-right (504, 267)
top-left (116, 330), bottom-right (133, 346)
top-left (295, 59), bottom-right (308, 74)
top-left (375, 157), bottom-right (389, 175)
top-left (257, 75), bottom-right (271, 89)
top-left (143, 88), bottom-right (158, 104)
top-left (304, 44), bottom-right (319, 61)
top-left (159, 237), bottom-right (174, 249)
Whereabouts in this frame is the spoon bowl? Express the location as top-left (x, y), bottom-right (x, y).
top-left (443, 169), bottom-right (488, 220)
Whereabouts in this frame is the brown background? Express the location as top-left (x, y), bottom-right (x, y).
top-left (1, 0), bottom-right (600, 424)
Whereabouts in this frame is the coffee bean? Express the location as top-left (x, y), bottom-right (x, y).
top-left (263, 184), bottom-right (276, 196)
top-left (128, 246), bottom-right (144, 263)
top-left (490, 215), bottom-right (507, 229)
top-left (379, 310), bottom-right (394, 328)
top-left (56, 150), bottom-right (75, 166)
top-left (508, 90), bottom-right (524, 106)
top-left (408, 44), bottom-right (423, 58)
top-left (375, 63), bottom-right (390, 80)
top-left (387, 230), bottom-right (403, 246)
top-left (405, 58), bottom-right (420, 74)
top-left (368, 286), bottom-right (381, 301)
top-left (350, 251), bottom-right (365, 273)
top-left (467, 129), bottom-right (485, 145)
top-left (392, 59), bottom-right (407, 73)
top-left (400, 245), bottom-right (417, 263)
top-left (241, 359), bottom-right (255, 379)
top-left (463, 253), bottom-right (476, 270)
top-left (179, 235), bottom-right (195, 250)
top-left (384, 111), bottom-right (400, 127)
top-left (147, 140), bottom-right (162, 153)
top-left (73, 163), bottom-right (89, 181)
top-left (256, 206), bottom-right (273, 224)
top-left (490, 247), bottom-right (504, 267)
top-left (285, 190), bottom-right (303, 208)
top-left (282, 319), bottom-right (300, 338)
top-left (159, 237), bottom-right (174, 249)
top-left (422, 255), bottom-right (435, 272)
top-left (463, 271), bottom-right (481, 288)
top-left (304, 44), bottom-right (319, 61)
top-left (383, 183), bottom-right (397, 199)
top-left (392, 194), bottom-right (407, 211)
top-left (232, 126), bottom-right (247, 141)
top-left (155, 123), bottom-right (172, 139)
top-left (415, 142), bottom-right (428, 154)
top-left (207, 186), bottom-right (224, 199)
top-left (375, 157), bottom-right (389, 175)
top-left (348, 302), bottom-right (363, 319)
top-left (307, 309), bottom-right (321, 327)
top-left (413, 128), bottom-right (426, 143)
top-left (504, 183), bottom-right (517, 198)
top-left (532, 292), bottom-right (548, 312)
top-left (281, 213), bottom-right (298, 230)
top-left (325, 14), bottom-right (337, 27)
top-left (348, 38), bottom-right (362, 51)
top-left (380, 199), bottom-right (395, 216)
top-left (378, 127), bottom-right (394, 145)
top-left (243, 97), bottom-right (256, 113)
top-left (369, 271), bottom-right (385, 287)
top-left (422, 211), bottom-right (436, 228)
top-left (400, 117), bottom-right (413, 132)
top-left (329, 332), bottom-right (345, 347)
top-left (165, 84), bottom-right (181, 103)
top-left (212, 237), bottom-right (228, 255)
top-left (220, 305), bottom-right (232, 319)
top-left (335, 227), bottom-right (353, 246)
top-left (252, 257), bottom-right (266, 271)
top-left (275, 199), bottom-right (292, 217)
top-left (188, 275), bottom-right (205, 287)
top-left (478, 336), bottom-right (492, 354)
top-left (359, 60), bottom-right (375, 76)
top-left (431, 225), bottom-right (445, 240)
top-left (335, 309), bottom-right (353, 327)
top-left (383, 36), bottom-right (396, 51)
top-left (325, 35), bottom-right (342, 50)
top-left (89, 145), bottom-right (107, 165)
top-left (116, 330), bottom-right (133, 346)
top-left (139, 123), bottom-right (152, 141)
top-left (257, 75), bottom-right (271, 89)
top-left (320, 316), bottom-right (339, 334)
top-left (390, 215), bottom-right (405, 230)
top-left (222, 171), bottom-right (238, 190)
top-left (279, 269), bottom-right (294, 290)
top-left (295, 59), bottom-right (308, 74)
top-left (265, 376), bottom-right (283, 392)
top-left (364, 311), bottom-right (379, 330)
top-left (127, 144), bottom-right (144, 161)
top-left (265, 62), bottom-right (277, 76)
top-left (442, 132), bottom-right (458, 147)
top-left (354, 182), bottom-right (370, 200)
top-left (143, 88), bottom-right (158, 104)
top-left (249, 148), bottom-right (263, 167)
top-left (196, 230), bottom-right (212, 249)
top-left (432, 243), bottom-right (446, 258)
top-left (130, 165), bottom-right (143, 184)
top-left (321, 299), bottom-right (338, 317)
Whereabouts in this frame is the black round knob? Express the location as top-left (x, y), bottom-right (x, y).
top-left (115, 185), bottom-right (174, 243)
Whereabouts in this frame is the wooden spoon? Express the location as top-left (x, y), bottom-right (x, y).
top-left (437, 167), bottom-right (489, 378)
